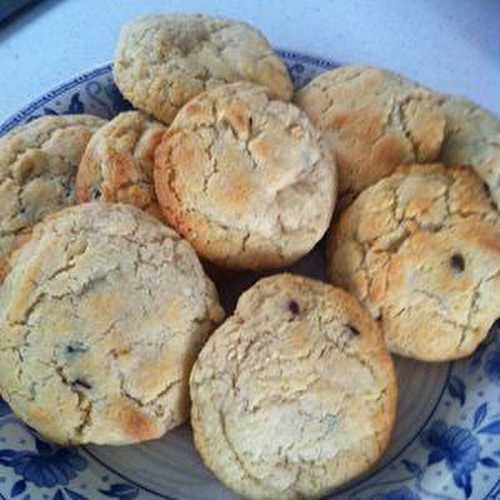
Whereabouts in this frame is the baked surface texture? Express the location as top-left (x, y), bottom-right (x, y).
top-left (295, 65), bottom-right (446, 201)
top-left (155, 82), bottom-right (337, 270)
top-left (0, 114), bottom-right (106, 281)
top-left (76, 111), bottom-right (165, 218)
top-left (438, 95), bottom-right (500, 208)
top-left (114, 14), bottom-right (293, 124)
top-left (190, 274), bottom-right (397, 500)
top-left (0, 203), bottom-right (224, 445)
top-left (327, 163), bottom-right (500, 361)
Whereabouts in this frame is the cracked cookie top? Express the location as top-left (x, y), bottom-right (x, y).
top-left (0, 203), bottom-right (224, 446)
top-left (438, 95), bottom-right (500, 209)
top-left (0, 115), bottom-right (106, 281)
top-left (190, 274), bottom-right (397, 500)
top-left (295, 65), bottom-right (446, 201)
top-left (154, 82), bottom-right (337, 271)
top-left (327, 163), bottom-right (500, 361)
top-left (76, 111), bottom-right (166, 219)
top-left (114, 14), bottom-right (293, 124)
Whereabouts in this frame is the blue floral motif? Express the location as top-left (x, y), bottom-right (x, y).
top-left (485, 349), bottom-right (500, 385)
top-left (103, 83), bottom-right (134, 114)
top-left (85, 80), bottom-right (132, 117)
top-left (0, 398), bottom-right (11, 418)
top-left (371, 486), bottom-right (421, 500)
top-left (0, 437), bottom-right (87, 488)
top-left (421, 420), bottom-right (480, 497)
top-left (25, 93), bottom-right (87, 123)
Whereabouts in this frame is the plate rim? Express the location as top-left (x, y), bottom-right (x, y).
top-left (0, 49), bottom-right (337, 137)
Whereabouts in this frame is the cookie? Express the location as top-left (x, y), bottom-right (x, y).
top-left (0, 203), bottom-right (224, 445)
top-left (438, 96), bottom-right (500, 208)
top-left (154, 82), bottom-right (337, 271)
top-left (114, 14), bottom-right (293, 124)
top-left (295, 65), bottom-right (446, 200)
top-left (76, 111), bottom-right (165, 218)
top-left (0, 114), bottom-right (106, 281)
top-left (190, 274), bottom-right (397, 500)
top-left (327, 163), bottom-right (500, 361)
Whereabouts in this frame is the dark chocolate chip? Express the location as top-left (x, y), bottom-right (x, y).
top-left (345, 324), bottom-right (360, 337)
top-left (64, 182), bottom-right (73, 198)
top-left (450, 253), bottom-right (465, 273)
top-left (483, 182), bottom-right (491, 197)
top-left (91, 187), bottom-right (102, 200)
top-left (66, 343), bottom-right (87, 355)
top-left (72, 378), bottom-right (92, 390)
top-left (288, 300), bottom-right (300, 315)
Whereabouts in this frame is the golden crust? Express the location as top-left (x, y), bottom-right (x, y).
top-left (0, 203), bottom-right (224, 445)
top-left (76, 111), bottom-right (165, 218)
top-left (438, 95), bottom-right (500, 208)
top-left (190, 274), bottom-right (397, 499)
top-left (295, 65), bottom-right (446, 198)
top-left (154, 82), bottom-right (337, 271)
top-left (114, 14), bottom-right (293, 124)
top-left (0, 114), bottom-right (106, 281)
top-left (327, 163), bottom-right (500, 361)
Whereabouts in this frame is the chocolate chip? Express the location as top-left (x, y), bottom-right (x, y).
top-left (483, 182), bottom-right (491, 197)
top-left (288, 300), bottom-right (300, 315)
top-left (66, 343), bottom-right (87, 355)
top-left (63, 182), bottom-right (73, 198)
top-left (345, 324), bottom-right (360, 337)
top-left (450, 253), bottom-right (465, 273)
top-left (72, 378), bottom-right (92, 390)
top-left (91, 187), bottom-right (102, 200)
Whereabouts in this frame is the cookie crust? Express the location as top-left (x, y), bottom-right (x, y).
top-left (0, 203), bottom-right (224, 445)
top-left (114, 14), bottom-right (293, 124)
top-left (327, 164), bottom-right (500, 361)
top-left (190, 274), bottom-right (397, 499)
top-left (0, 115), bottom-right (106, 281)
top-left (155, 82), bottom-right (337, 270)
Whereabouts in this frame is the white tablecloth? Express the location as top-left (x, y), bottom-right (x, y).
top-left (1, 0), bottom-right (499, 123)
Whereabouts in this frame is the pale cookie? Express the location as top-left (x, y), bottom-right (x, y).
top-left (0, 114), bottom-right (106, 281)
top-left (327, 164), bottom-right (500, 361)
top-left (76, 111), bottom-right (166, 218)
top-left (295, 65), bottom-right (446, 201)
top-left (0, 203), bottom-right (224, 446)
top-left (154, 82), bottom-right (337, 271)
top-left (438, 96), bottom-right (500, 208)
top-left (114, 14), bottom-right (293, 124)
top-left (190, 274), bottom-right (397, 500)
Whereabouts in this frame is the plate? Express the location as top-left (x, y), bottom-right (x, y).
top-left (1, 51), bottom-right (500, 500)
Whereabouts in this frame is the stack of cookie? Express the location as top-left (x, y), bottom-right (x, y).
top-left (0, 13), bottom-right (498, 500)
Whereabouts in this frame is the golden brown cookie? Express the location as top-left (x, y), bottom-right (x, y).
top-left (0, 115), bottom-right (106, 281)
top-left (0, 203), bottom-right (224, 445)
top-left (114, 14), bottom-right (293, 124)
top-left (154, 82), bottom-right (337, 271)
top-left (327, 163), bottom-right (500, 361)
top-left (438, 96), bottom-right (500, 208)
top-left (190, 274), bottom-right (397, 500)
top-left (76, 111), bottom-right (165, 218)
top-left (295, 65), bottom-right (446, 201)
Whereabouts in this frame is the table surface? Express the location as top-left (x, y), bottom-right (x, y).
top-left (0, 0), bottom-right (499, 124)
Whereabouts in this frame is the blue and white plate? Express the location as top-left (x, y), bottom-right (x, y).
top-left (1, 51), bottom-right (500, 500)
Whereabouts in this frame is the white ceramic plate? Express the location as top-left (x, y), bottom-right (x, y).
top-left (1, 51), bottom-right (500, 500)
